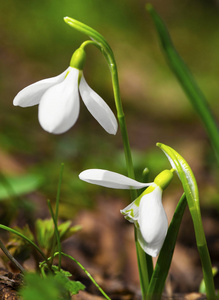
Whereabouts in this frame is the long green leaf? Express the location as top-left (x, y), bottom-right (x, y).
top-left (147, 193), bottom-right (187, 299)
top-left (157, 143), bottom-right (216, 299)
top-left (146, 4), bottom-right (219, 163)
top-left (0, 173), bottom-right (44, 200)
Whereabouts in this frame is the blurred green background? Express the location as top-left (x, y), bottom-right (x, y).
top-left (0, 0), bottom-right (219, 219)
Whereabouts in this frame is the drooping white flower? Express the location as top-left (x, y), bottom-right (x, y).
top-left (13, 48), bottom-right (118, 135)
top-left (79, 168), bottom-right (174, 257)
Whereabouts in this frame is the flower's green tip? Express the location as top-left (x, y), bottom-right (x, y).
top-left (70, 48), bottom-right (86, 70)
top-left (154, 169), bottom-right (173, 190)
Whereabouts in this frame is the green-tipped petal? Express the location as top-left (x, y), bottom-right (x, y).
top-left (120, 199), bottom-right (140, 224)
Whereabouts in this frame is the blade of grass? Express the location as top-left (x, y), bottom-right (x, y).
top-left (55, 163), bottom-right (64, 221)
top-left (147, 193), bottom-right (187, 299)
top-left (146, 4), bottom-right (219, 163)
top-left (0, 224), bottom-right (50, 267)
top-left (60, 252), bottom-right (111, 300)
top-left (47, 200), bottom-right (62, 271)
top-left (40, 252), bottom-right (111, 300)
top-left (0, 239), bottom-right (25, 273)
top-left (50, 163), bottom-right (64, 265)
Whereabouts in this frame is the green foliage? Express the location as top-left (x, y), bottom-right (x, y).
top-left (0, 173), bottom-right (44, 200)
top-left (35, 218), bottom-right (81, 253)
top-left (7, 224), bottom-right (34, 259)
top-left (20, 273), bottom-right (61, 300)
top-left (52, 266), bottom-right (85, 296)
top-left (20, 271), bottom-right (85, 300)
top-left (3, 218), bottom-right (81, 263)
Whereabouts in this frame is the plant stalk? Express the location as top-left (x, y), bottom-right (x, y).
top-left (110, 57), bottom-right (153, 297)
top-left (0, 239), bottom-right (25, 273)
top-left (64, 18), bottom-right (153, 296)
top-left (192, 213), bottom-right (216, 299)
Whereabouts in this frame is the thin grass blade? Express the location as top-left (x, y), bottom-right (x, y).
top-left (146, 4), bottom-right (219, 162)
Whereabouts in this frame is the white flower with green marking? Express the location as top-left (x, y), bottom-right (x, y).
top-left (79, 168), bottom-right (174, 257)
top-left (13, 48), bottom-right (118, 135)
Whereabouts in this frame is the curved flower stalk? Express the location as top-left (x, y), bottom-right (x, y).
top-left (64, 17), bottom-right (151, 297)
top-left (64, 17), bottom-right (134, 178)
top-left (79, 169), bottom-right (174, 257)
top-left (13, 48), bottom-right (118, 135)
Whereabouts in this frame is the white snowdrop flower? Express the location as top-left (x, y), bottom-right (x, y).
top-left (13, 48), bottom-right (118, 135)
top-left (79, 168), bottom-right (174, 257)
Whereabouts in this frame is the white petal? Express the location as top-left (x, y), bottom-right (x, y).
top-left (79, 75), bottom-right (118, 135)
top-left (137, 186), bottom-right (168, 257)
top-left (38, 67), bottom-right (80, 134)
top-left (79, 169), bottom-right (152, 189)
top-left (13, 68), bottom-right (69, 107)
top-left (120, 198), bottom-right (140, 224)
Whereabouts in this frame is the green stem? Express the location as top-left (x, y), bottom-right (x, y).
top-left (50, 164), bottom-right (64, 267)
top-left (64, 18), bottom-right (153, 296)
top-left (47, 200), bottom-right (62, 271)
top-left (184, 186), bottom-right (215, 297)
top-left (55, 163), bottom-right (64, 221)
top-left (0, 239), bottom-right (25, 273)
top-left (111, 70), bottom-right (134, 179)
top-left (80, 41), bottom-right (135, 184)
top-left (108, 44), bottom-right (154, 297)
top-left (109, 52), bottom-right (154, 298)
top-left (62, 252), bottom-right (111, 300)
top-left (192, 212), bottom-right (215, 299)
top-left (147, 4), bottom-right (219, 163)
top-left (198, 243), bottom-right (216, 299)
top-left (135, 229), bottom-right (153, 299)
top-left (84, 38), bottom-right (152, 299)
